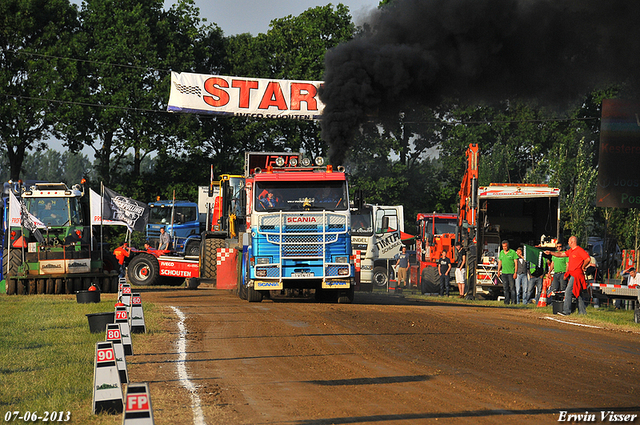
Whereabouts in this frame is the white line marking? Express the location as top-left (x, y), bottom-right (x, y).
top-left (543, 316), bottom-right (602, 328)
top-left (171, 306), bottom-right (206, 425)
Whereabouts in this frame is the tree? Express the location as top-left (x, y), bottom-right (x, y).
top-left (58, 0), bottom-right (212, 186)
top-left (0, 0), bottom-right (79, 181)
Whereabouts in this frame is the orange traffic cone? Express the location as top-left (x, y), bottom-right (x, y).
top-left (537, 277), bottom-right (550, 307)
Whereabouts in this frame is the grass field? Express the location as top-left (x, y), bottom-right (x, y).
top-left (1, 287), bottom-right (637, 424)
top-left (0, 293), bottom-right (163, 424)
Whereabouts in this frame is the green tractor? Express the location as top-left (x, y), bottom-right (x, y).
top-left (2, 182), bottom-right (119, 295)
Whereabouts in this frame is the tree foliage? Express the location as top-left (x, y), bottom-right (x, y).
top-left (1, 0), bottom-right (638, 253)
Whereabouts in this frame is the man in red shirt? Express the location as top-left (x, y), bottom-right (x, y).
top-left (113, 242), bottom-right (131, 278)
top-left (545, 236), bottom-right (590, 315)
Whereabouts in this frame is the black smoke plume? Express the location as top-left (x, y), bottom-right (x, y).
top-left (320, 0), bottom-right (640, 163)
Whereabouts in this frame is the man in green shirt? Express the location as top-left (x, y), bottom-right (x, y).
top-left (547, 241), bottom-right (568, 295)
top-left (498, 240), bottom-right (518, 305)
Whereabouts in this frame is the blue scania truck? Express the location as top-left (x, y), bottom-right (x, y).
top-left (200, 152), bottom-right (355, 303)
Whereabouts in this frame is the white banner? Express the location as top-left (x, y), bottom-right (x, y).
top-left (168, 72), bottom-right (324, 120)
top-left (90, 189), bottom-right (128, 227)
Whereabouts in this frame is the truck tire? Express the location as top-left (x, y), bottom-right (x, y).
top-left (372, 266), bottom-right (389, 287)
top-left (421, 266), bottom-right (440, 294)
top-left (185, 242), bottom-right (200, 257)
top-left (202, 238), bottom-right (225, 280)
top-left (127, 253), bottom-right (160, 286)
top-left (338, 287), bottom-right (355, 304)
top-left (247, 285), bottom-right (263, 302)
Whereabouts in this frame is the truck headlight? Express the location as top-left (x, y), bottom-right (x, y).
top-left (338, 268), bottom-right (349, 276)
top-left (256, 257), bottom-right (271, 265)
top-left (334, 256), bottom-right (349, 263)
top-left (256, 270), bottom-right (267, 277)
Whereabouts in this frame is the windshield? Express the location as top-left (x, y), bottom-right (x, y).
top-left (351, 209), bottom-right (373, 235)
top-left (149, 206), bottom-right (197, 224)
top-left (255, 181), bottom-right (348, 212)
top-left (426, 217), bottom-right (457, 235)
top-left (26, 197), bottom-right (82, 226)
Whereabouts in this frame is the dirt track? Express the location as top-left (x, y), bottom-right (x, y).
top-left (129, 289), bottom-right (640, 425)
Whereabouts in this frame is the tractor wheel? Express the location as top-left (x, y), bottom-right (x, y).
top-left (372, 266), bottom-right (389, 287)
top-left (127, 253), bottom-right (160, 286)
top-left (421, 266), bottom-right (440, 294)
top-left (202, 238), bottom-right (225, 280)
top-left (2, 249), bottom-right (22, 277)
top-left (54, 278), bottom-right (64, 294)
top-left (46, 278), bottom-right (55, 294)
top-left (7, 279), bottom-right (17, 295)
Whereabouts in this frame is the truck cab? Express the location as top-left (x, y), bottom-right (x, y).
top-left (146, 200), bottom-right (201, 256)
top-left (351, 204), bottom-right (404, 289)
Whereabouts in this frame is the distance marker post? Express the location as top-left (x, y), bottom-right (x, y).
top-left (92, 341), bottom-right (123, 414)
top-left (115, 306), bottom-right (133, 356)
top-left (121, 283), bottom-right (132, 307)
top-left (130, 293), bottom-right (146, 334)
top-left (106, 323), bottom-right (129, 384)
top-left (122, 383), bottom-right (155, 425)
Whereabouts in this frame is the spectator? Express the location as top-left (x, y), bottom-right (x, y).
top-left (454, 241), bottom-right (466, 298)
top-left (547, 242), bottom-right (568, 298)
top-left (395, 246), bottom-right (410, 288)
top-left (616, 267), bottom-right (640, 309)
top-left (528, 260), bottom-right (545, 304)
top-left (158, 227), bottom-right (170, 250)
top-left (438, 250), bottom-right (452, 297)
top-left (545, 236), bottom-right (590, 316)
top-left (498, 240), bottom-right (518, 305)
top-left (515, 247), bottom-right (529, 304)
top-left (113, 242), bottom-right (131, 278)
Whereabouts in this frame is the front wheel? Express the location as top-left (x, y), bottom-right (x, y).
top-left (127, 254), bottom-right (160, 286)
top-left (185, 241), bottom-right (200, 257)
top-left (372, 266), bottom-right (388, 287)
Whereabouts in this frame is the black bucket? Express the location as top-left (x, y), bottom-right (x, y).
top-left (77, 290), bottom-right (101, 304)
top-left (86, 312), bottom-right (115, 333)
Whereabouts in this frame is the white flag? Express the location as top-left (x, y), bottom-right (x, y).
top-left (8, 191), bottom-right (45, 229)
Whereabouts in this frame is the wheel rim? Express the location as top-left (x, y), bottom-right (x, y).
top-left (134, 263), bottom-right (151, 282)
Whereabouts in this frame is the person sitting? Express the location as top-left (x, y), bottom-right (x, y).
top-left (259, 191), bottom-right (278, 209)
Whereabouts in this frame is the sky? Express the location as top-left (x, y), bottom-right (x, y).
top-left (50, 0), bottom-right (378, 155)
top-left (172, 0), bottom-right (379, 36)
